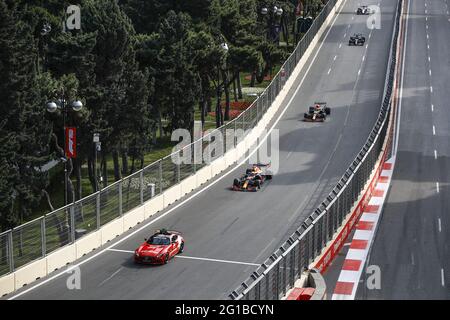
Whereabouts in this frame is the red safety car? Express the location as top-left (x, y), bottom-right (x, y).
top-left (134, 229), bottom-right (184, 264)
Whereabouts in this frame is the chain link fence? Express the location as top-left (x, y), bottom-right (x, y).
top-left (229, 0), bottom-right (402, 300)
top-left (0, 0), bottom-right (339, 276)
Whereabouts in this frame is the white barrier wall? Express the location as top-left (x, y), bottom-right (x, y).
top-left (144, 194), bottom-right (164, 219)
top-left (196, 166), bottom-right (212, 186)
top-left (14, 258), bottom-right (47, 289)
top-left (123, 206), bottom-right (145, 231)
top-left (101, 217), bottom-right (124, 245)
top-left (0, 0), bottom-right (344, 297)
top-left (46, 244), bottom-right (77, 273)
top-left (180, 174), bottom-right (197, 196)
top-left (163, 184), bottom-right (182, 207)
top-left (211, 157), bottom-right (226, 177)
top-left (0, 274), bottom-right (14, 297)
top-left (225, 148), bottom-right (237, 167)
top-left (76, 231), bottom-right (102, 259)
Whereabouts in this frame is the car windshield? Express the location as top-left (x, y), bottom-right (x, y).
top-left (147, 236), bottom-right (170, 245)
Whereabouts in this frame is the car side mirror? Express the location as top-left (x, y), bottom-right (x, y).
top-left (144, 238), bottom-right (147, 241)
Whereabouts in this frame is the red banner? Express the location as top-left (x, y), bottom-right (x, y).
top-left (65, 127), bottom-right (77, 158)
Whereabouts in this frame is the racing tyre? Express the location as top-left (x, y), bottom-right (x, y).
top-left (179, 242), bottom-right (184, 254)
top-left (255, 180), bottom-right (262, 189)
top-left (233, 178), bottom-right (240, 187)
top-left (163, 253), bottom-right (169, 264)
top-left (325, 107), bottom-right (331, 115)
top-left (309, 107), bottom-right (315, 113)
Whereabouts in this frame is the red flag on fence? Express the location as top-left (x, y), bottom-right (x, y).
top-left (65, 127), bottom-right (77, 158)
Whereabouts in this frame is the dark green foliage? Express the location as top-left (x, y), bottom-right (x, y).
top-left (0, 0), bottom-right (53, 229)
top-left (0, 0), bottom-right (303, 229)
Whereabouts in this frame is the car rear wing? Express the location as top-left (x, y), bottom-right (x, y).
top-left (313, 102), bottom-right (327, 105)
top-left (250, 162), bottom-right (271, 168)
top-left (155, 229), bottom-right (182, 236)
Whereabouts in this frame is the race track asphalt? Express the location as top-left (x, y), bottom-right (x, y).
top-left (9, 0), bottom-right (398, 300)
top-left (356, 0), bottom-right (450, 299)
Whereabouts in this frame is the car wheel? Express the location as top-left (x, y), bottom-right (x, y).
top-left (233, 178), bottom-right (240, 187)
top-left (179, 242), bottom-right (184, 254)
top-left (163, 253), bottom-right (169, 264)
top-left (325, 107), bottom-right (331, 115)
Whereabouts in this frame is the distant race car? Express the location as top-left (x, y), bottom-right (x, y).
top-left (348, 33), bottom-right (366, 46)
top-left (303, 102), bottom-right (331, 122)
top-left (232, 163), bottom-right (273, 191)
top-left (134, 229), bottom-right (184, 264)
top-left (356, 5), bottom-right (372, 15)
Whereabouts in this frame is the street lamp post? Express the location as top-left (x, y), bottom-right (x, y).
top-left (93, 133), bottom-right (102, 191)
top-left (39, 22), bottom-right (51, 72)
top-left (260, 4), bottom-right (284, 44)
top-left (215, 41), bottom-right (229, 128)
top-left (46, 95), bottom-right (83, 207)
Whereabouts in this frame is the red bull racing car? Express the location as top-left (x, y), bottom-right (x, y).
top-left (303, 102), bottom-right (331, 122)
top-left (134, 229), bottom-right (184, 264)
top-left (232, 163), bottom-right (273, 191)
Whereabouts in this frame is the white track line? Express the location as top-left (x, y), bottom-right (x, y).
top-left (107, 248), bottom-right (134, 254)
top-left (436, 182), bottom-right (440, 193)
top-left (7, 1), bottom-right (350, 301)
top-left (106, 249), bottom-right (259, 267)
top-left (441, 268), bottom-right (445, 287)
top-left (98, 267), bottom-right (123, 287)
top-left (438, 218), bottom-right (442, 232)
top-left (176, 255), bottom-right (260, 267)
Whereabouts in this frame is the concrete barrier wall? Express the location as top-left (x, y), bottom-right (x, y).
top-left (0, 0), bottom-right (344, 297)
top-left (101, 217), bottom-right (124, 245)
top-left (46, 244), bottom-right (76, 273)
top-left (14, 258), bottom-right (47, 289)
top-left (180, 174), bottom-right (197, 196)
top-left (144, 194), bottom-right (164, 219)
top-left (309, 269), bottom-right (327, 300)
top-left (123, 206), bottom-right (145, 231)
top-left (0, 274), bottom-right (15, 297)
top-left (224, 148), bottom-right (237, 167)
top-left (196, 166), bottom-right (212, 187)
top-left (76, 231), bottom-right (102, 259)
top-left (163, 184), bottom-right (181, 207)
top-left (236, 141), bottom-right (246, 161)
top-left (211, 157), bottom-right (226, 177)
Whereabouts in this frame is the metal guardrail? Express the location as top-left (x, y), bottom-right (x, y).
top-left (229, 0), bottom-right (402, 300)
top-left (0, 1), bottom-right (339, 277)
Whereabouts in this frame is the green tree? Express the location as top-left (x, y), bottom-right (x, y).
top-left (0, 0), bottom-right (53, 230)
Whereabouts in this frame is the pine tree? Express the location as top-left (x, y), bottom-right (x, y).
top-left (0, 0), bottom-right (53, 229)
